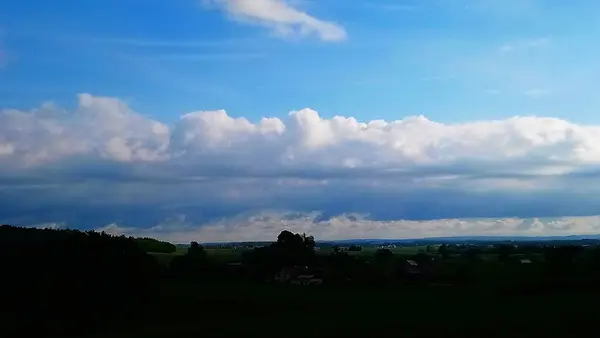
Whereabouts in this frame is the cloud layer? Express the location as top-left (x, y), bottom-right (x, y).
top-left (203, 0), bottom-right (347, 41)
top-left (3, 94), bottom-right (600, 241)
top-left (4, 93), bottom-right (600, 173)
top-left (98, 213), bottom-right (600, 244)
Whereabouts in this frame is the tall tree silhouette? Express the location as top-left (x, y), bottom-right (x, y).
top-left (273, 230), bottom-right (315, 267)
top-left (170, 241), bottom-right (209, 279)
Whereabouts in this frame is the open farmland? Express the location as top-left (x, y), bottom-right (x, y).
top-left (150, 244), bottom-right (435, 265)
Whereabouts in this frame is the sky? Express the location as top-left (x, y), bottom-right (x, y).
top-left (3, 0), bottom-right (600, 242)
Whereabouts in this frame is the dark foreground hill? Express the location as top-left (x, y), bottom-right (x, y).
top-left (2, 224), bottom-right (600, 337)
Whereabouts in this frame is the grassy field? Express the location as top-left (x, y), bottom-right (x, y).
top-left (149, 245), bottom-right (531, 267)
top-left (148, 246), bottom-right (427, 267)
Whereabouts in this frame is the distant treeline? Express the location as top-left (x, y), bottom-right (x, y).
top-left (135, 236), bottom-right (177, 253)
top-left (0, 224), bottom-right (161, 336)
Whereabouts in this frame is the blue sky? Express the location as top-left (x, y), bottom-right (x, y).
top-left (3, 0), bottom-right (600, 124)
top-left (3, 1), bottom-right (600, 242)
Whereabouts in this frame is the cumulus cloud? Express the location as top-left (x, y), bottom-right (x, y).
top-left (4, 93), bottom-right (600, 240)
top-left (5, 94), bottom-right (600, 174)
top-left (28, 222), bottom-right (65, 230)
top-left (203, 0), bottom-right (347, 41)
top-left (0, 95), bottom-right (169, 167)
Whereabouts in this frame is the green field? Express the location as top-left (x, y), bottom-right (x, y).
top-left (148, 246), bottom-right (430, 266)
top-left (149, 245), bottom-right (538, 267)
top-left (318, 245), bottom-right (435, 256)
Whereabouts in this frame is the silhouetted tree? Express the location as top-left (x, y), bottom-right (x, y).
top-left (170, 241), bottom-right (209, 279)
top-left (438, 244), bottom-right (450, 259)
top-left (135, 237), bottom-right (176, 253)
top-left (188, 241), bottom-right (207, 258)
top-left (0, 225), bottom-right (159, 336)
top-left (243, 245), bottom-right (279, 281)
top-left (273, 230), bottom-right (316, 267)
top-left (242, 230), bottom-right (317, 281)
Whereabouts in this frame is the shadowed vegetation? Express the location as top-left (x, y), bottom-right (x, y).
top-left (3, 225), bottom-right (600, 337)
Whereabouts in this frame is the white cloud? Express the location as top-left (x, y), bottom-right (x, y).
top-left (0, 94), bottom-right (169, 166)
top-left (34, 222), bottom-right (65, 230)
top-left (5, 94), bottom-right (600, 240)
top-left (203, 0), bottom-right (347, 41)
top-left (3, 93), bottom-right (600, 174)
top-left (97, 212), bottom-right (600, 243)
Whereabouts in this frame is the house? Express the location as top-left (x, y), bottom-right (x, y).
top-left (402, 260), bottom-right (421, 275)
top-left (274, 267), bottom-right (295, 283)
top-left (274, 266), bottom-right (323, 286)
top-left (290, 273), bottom-right (323, 286)
top-left (397, 259), bottom-right (431, 282)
